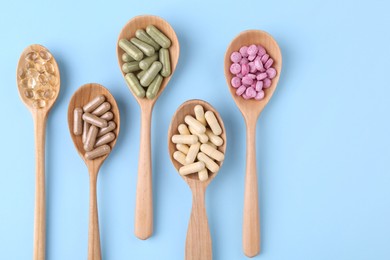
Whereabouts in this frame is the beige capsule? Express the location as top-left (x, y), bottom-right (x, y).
top-left (98, 121), bottom-right (116, 137)
top-left (188, 126), bottom-right (209, 144)
top-left (197, 152), bottom-right (219, 173)
top-left (173, 151), bottom-right (187, 165)
top-left (205, 111), bottom-right (222, 136)
top-left (82, 113), bottom-right (108, 128)
top-left (179, 161), bottom-right (205, 176)
top-left (200, 143), bottom-right (225, 161)
top-left (100, 111), bottom-right (114, 121)
top-left (176, 144), bottom-right (189, 154)
top-left (178, 124), bottom-right (190, 135)
top-left (205, 129), bottom-right (224, 147)
top-left (83, 95), bottom-right (105, 112)
top-left (85, 144), bottom-right (111, 160)
top-left (198, 168), bottom-right (208, 182)
top-left (184, 115), bottom-right (206, 134)
top-left (206, 142), bottom-right (217, 149)
top-left (82, 121), bottom-right (90, 143)
top-left (92, 102), bottom-right (111, 116)
top-left (185, 142), bottom-right (200, 164)
top-left (171, 134), bottom-right (198, 145)
top-left (73, 107), bottom-right (83, 135)
top-left (84, 125), bottom-right (99, 152)
top-left (194, 105), bottom-right (206, 125)
top-left (95, 132), bottom-right (116, 147)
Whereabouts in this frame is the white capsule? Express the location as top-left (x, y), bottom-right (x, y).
top-left (185, 142), bottom-right (200, 164)
top-left (179, 161), bottom-right (205, 176)
top-left (176, 144), bottom-right (189, 154)
top-left (205, 129), bottom-right (224, 147)
top-left (198, 168), bottom-right (208, 182)
top-left (205, 111), bottom-right (222, 136)
top-left (184, 115), bottom-right (206, 134)
top-left (83, 95), bottom-right (105, 113)
top-left (73, 108), bottom-right (83, 135)
top-left (188, 126), bottom-right (209, 144)
top-left (200, 143), bottom-right (225, 162)
top-left (171, 134), bottom-right (198, 145)
top-left (206, 142), bottom-right (217, 149)
top-left (178, 123), bottom-right (190, 135)
top-left (194, 105), bottom-right (206, 125)
top-left (173, 151), bottom-right (187, 165)
top-left (197, 152), bottom-right (219, 173)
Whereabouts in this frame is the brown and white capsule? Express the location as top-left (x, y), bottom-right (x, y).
top-left (73, 107), bottom-right (83, 135)
top-left (85, 144), bottom-right (111, 160)
top-left (184, 115), bottom-right (206, 134)
top-left (197, 152), bottom-right (219, 173)
top-left (84, 125), bottom-right (99, 152)
top-left (171, 134), bottom-right (198, 145)
top-left (173, 151), bottom-right (187, 165)
top-left (98, 121), bottom-right (116, 137)
top-left (200, 143), bottom-right (225, 161)
top-left (185, 142), bottom-right (200, 164)
top-left (82, 113), bottom-right (108, 128)
top-left (188, 126), bottom-right (209, 143)
top-left (194, 105), bottom-right (206, 125)
top-left (179, 161), bottom-right (205, 176)
top-left (83, 95), bottom-right (105, 113)
top-left (205, 111), bottom-right (222, 135)
top-left (92, 102), bottom-right (111, 116)
top-left (100, 111), bottom-right (114, 121)
top-left (95, 132), bottom-right (116, 147)
top-left (82, 121), bottom-right (90, 143)
top-left (205, 129), bottom-right (224, 147)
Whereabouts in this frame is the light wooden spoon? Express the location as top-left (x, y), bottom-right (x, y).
top-left (224, 30), bottom-right (282, 257)
top-left (168, 100), bottom-right (226, 260)
top-left (117, 15), bottom-right (180, 240)
top-left (16, 44), bottom-right (60, 260)
top-left (67, 83), bottom-right (120, 260)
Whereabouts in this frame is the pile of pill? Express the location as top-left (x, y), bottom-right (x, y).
top-left (171, 105), bottom-right (225, 181)
top-left (18, 49), bottom-right (58, 108)
top-left (229, 44), bottom-right (277, 100)
top-left (73, 95), bottom-right (117, 160)
top-left (119, 25), bottom-right (172, 100)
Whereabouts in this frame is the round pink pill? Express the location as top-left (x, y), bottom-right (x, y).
top-left (242, 93), bottom-right (251, 100)
top-left (246, 87), bottom-right (257, 98)
top-left (264, 58), bottom-right (274, 69)
top-left (231, 77), bottom-right (241, 88)
top-left (247, 73), bottom-right (256, 79)
top-left (266, 68), bottom-right (277, 79)
top-left (240, 58), bottom-right (249, 65)
top-left (254, 58), bottom-right (264, 71)
top-left (242, 75), bottom-right (253, 85)
top-left (239, 46), bottom-right (249, 57)
top-left (255, 80), bottom-right (263, 91)
top-left (257, 72), bottom-right (267, 81)
top-left (263, 78), bottom-right (272, 88)
top-left (236, 73), bottom-right (243, 78)
top-left (255, 90), bottom-right (265, 100)
top-left (261, 54), bottom-right (269, 63)
top-left (248, 62), bottom-right (256, 73)
top-left (257, 45), bottom-right (266, 56)
top-left (241, 63), bottom-right (249, 76)
top-left (236, 85), bottom-right (246, 96)
top-left (230, 51), bottom-right (242, 63)
top-left (247, 44), bottom-right (258, 56)
top-left (230, 63), bottom-right (241, 74)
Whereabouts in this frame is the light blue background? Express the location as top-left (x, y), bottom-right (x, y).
top-left (1, 0), bottom-right (389, 259)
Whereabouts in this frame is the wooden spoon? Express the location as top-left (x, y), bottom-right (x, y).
top-left (168, 100), bottom-right (226, 260)
top-left (224, 30), bottom-right (282, 257)
top-left (117, 15), bottom-right (180, 240)
top-left (16, 44), bottom-right (60, 260)
top-left (67, 83), bottom-right (120, 260)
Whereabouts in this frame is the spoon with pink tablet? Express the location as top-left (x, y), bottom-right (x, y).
top-left (224, 30), bottom-right (282, 257)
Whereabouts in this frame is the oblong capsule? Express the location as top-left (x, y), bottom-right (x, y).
top-left (130, 38), bottom-right (155, 57)
top-left (82, 121), bottom-right (90, 143)
top-left (125, 73), bottom-right (145, 98)
top-left (83, 95), bottom-right (105, 113)
top-left (135, 29), bottom-right (161, 50)
top-left (176, 144), bottom-right (189, 154)
top-left (159, 48), bottom-right (171, 77)
top-left (136, 70), bottom-right (146, 80)
top-left (205, 129), bottom-right (224, 147)
top-left (171, 134), bottom-right (198, 145)
top-left (185, 142), bottom-right (200, 164)
top-left (194, 105), bottom-right (206, 125)
top-left (84, 125), bottom-right (98, 152)
top-left (178, 124), bottom-right (190, 135)
top-left (184, 115), bottom-right (206, 134)
top-left (140, 61), bottom-right (162, 87)
top-left (198, 168), bottom-right (208, 182)
top-left (139, 54), bottom-right (158, 70)
top-left (85, 144), bottom-right (111, 160)
top-left (73, 107), bottom-right (83, 135)
top-left (95, 132), bottom-right (116, 147)
top-left (122, 52), bottom-right (134, 62)
top-left (122, 61), bottom-right (140, 73)
top-left (179, 161), bottom-right (205, 176)
top-left (100, 111), bottom-right (113, 121)
top-left (82, 113), bottom-right (108, 128)
top-left (98, 121), bottom-right (116, 137)
top-left (206, 141), bottom-right (217, 149)
top-left (92, 102), bottom-right (111, 116)
top-left (189, 126), bottom-right (209, 143)
top-left (173, 151), bottom-right (187, 165)
top-left (118, 39), bottom-right (143, 61)
top-left (146, 74), bottom-right (163, 100)
top-left (200, 143), bottom-right (225, 161)
top-left (146, 25), bottom-right (171, 48)
top-left (197, 152), bottom-right (219, 173)
top-left (205, 111), bottom-right (222, 135)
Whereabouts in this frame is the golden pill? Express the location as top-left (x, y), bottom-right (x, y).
top-left (82, 113), bottom-right (108, 128)
top-left (189, 126), bottom-right (209, 143)
top-left (171, 134), bottom-right (198, 145)
top-left (82, 121), bottom-right (90, 143)
top-left (205, 111), bottom-right (222, 135)
top-left (100, 111), bottom-right (114, 121)
top-left (198, 168), bottom-right (208, 182)
top-left (185, 142), bottom-right (200, 164)
top-left (197, 152), bottom-right (219, 173)
top-left (178, 124), bottom-right (190, 135)
top-left (200, 143), bottom-right (225, 162)
top-left (176, 144), bottom-right (189, 154)
top-left (98, 121), bottom-right (116, 137)
top-left (84, 125), bottom-right (98, 152)
top-left (179, 161), bottom-right (205, 176)
top-left (205, 129), bottom-right (224, 147)
top-left (173, 151), bottom-right (187, 165)
top-left (95, 132), bottom-right (116, 147)
top-left (73, 107), bottom-right (83, 136)
top-left (194, 105), bottom-right (206, 125)
top-left (83, 95), bottom-right (105, 113)
top-left (85, 144), bottom-right (111, 160)
top-left (92, 102), bottom-right (111, 116)
top-left (184, 115), bottom-right (206, 134)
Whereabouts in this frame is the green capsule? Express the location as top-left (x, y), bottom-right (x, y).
top-left (125, 73), bottom-right (145, 98)
top-left (137, 70), bottom-right (146, 80)
top-left (131, 38), bottom-right (155, 57)
top-left (146, 25), bottom-right (171, 49)
top-left (139, 54), bottom-right (158, 70)
top-left (122, 53), bottom-right (134, 62)
top-left (140, 61), bottom-right (162, 87)
top-left (122, 61), bottom-right (140, 73)
top-left (118, 39), bottom-right (143, 61)
top-left (135, 29), bottom-right (161, 51)
top-left (146, 74), bottom-right (163, 100)
top-left (159, 48), bottom-right (171, 77)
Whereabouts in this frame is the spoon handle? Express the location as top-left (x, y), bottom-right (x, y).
top-left (243, 119), bottom-right (260, 257)
top-left (135, 106), bottom-right (153, 240)
top-left (88, 167), bottom-right (101, 260)
top-left (33, 112), bottom-right (47, 260)
top-left (185, 183), bottom-right (212, 260)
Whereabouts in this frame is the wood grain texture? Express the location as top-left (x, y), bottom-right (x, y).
top-left (16, 44), bottom-right (60, 260)
top-left (67, 83), bottom-right (120, 260)
top-left (117, 15), bottom-right (180, 240)
top-left (224, 30), bottom-right (282, 257)
top-left (168, 100), bottom-right (227, 260)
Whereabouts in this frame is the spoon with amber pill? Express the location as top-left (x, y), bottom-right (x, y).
top-left (16, 44), bottom-right (60, 260)
top-left (168, 100), bottom-right (226, 260)
top-left (68, 83), bottom-right (120, 260)
top-left (224, 30), bottom-right (282, 257)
